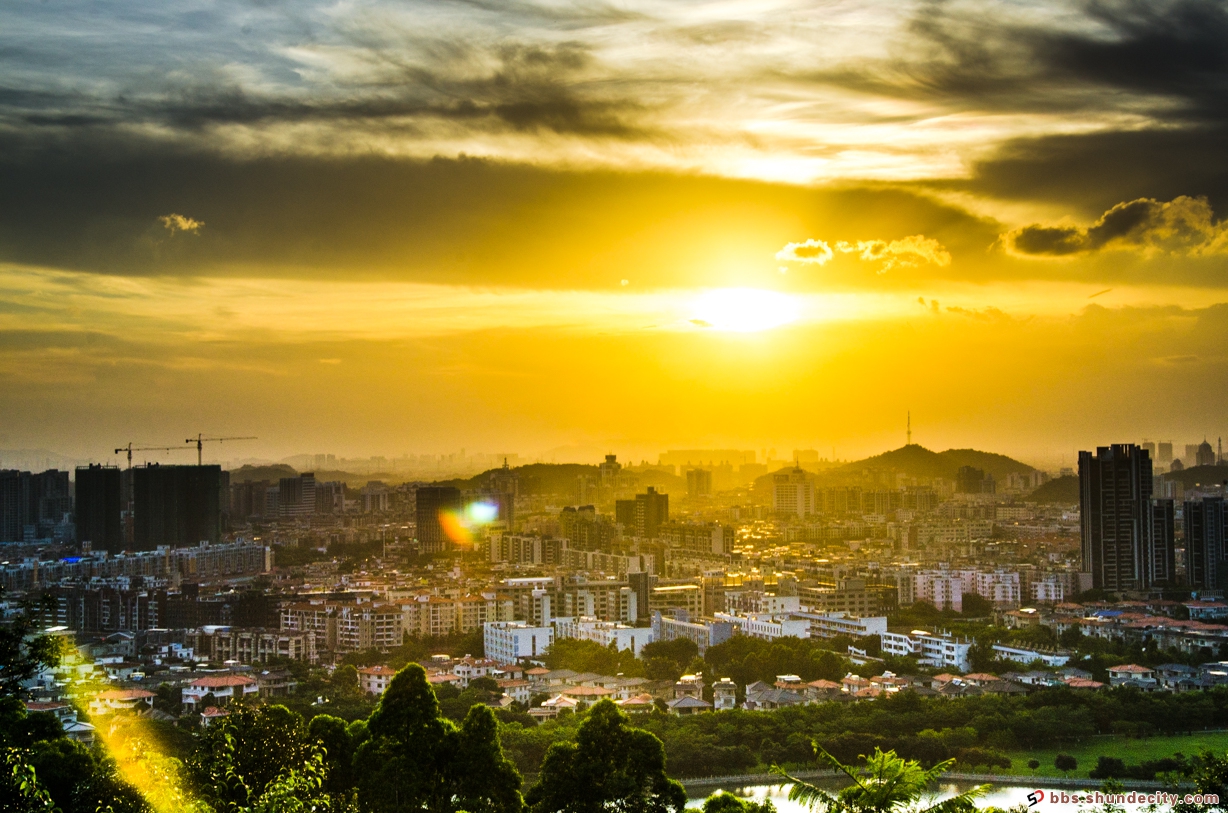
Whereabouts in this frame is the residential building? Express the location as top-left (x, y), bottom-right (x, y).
top-left (130, 464), bottom-right (224, 550)
top-left (773, 467), bottom-right (815, 518)
top-left (879, 630), bottom-right (971, 671)
top-left (182, 674), bottom-right (260, 707)
top-left (416, 486), bottom-right (462, 554)
top-left (1184, 497), bottom-right (1226, 590)
top-left (651, 611), bottom-right (734, 656)
top-left (75, 465), bottom-right (123, 553)
top-left (1079, 445), bottom-right (1164, 591)
top-left (484, 621), bottom-right (554, 664)
top-left (793, 611), bottom-right (887, 639)
top-left (552, 616), bottom-right (655, 656)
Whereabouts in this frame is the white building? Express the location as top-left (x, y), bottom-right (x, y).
top-left (966, 570), bottom-right (1021, 608)
top-left (880, 630), bottom-right (971, 671)
top-left (991, 644), bottom-right (1071, 667)
top-left (714, 612), bottom-right (810, 641)
top-left (552, 616), bottom-right (655, 656)
top-left (357, 664), bottom-right (398, 695)
top-left (182, 674), bottom-right (260, 707)
top-left (1031, 575), bottom-right (1068, 603)
top-left (793, 612), bottom-right (887, 639)
top-left (484, 621), bottom-right (554, 665)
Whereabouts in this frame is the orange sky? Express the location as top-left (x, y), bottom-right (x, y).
top-left (3, 0), bottom-right (1228, 466)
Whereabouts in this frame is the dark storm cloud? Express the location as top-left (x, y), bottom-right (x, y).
top-left (1006, 195), bottom-right (1228, 256)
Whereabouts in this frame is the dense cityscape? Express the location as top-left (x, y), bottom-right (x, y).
top-left (5, 437), bottom-right (1228, 810)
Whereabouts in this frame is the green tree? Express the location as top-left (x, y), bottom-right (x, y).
top-left (189, 704), bottom-right (316, 810)
top-left (1027, 759), bottom-right (1040, 774)
top-left (527, 699), bottom-right (686, 813)
top-left (309, 714), bottom-right (357, 797)
top-left (356, 663), bottom-right (522, 813)
top-left (772, 744), bottom-right (988, 813)
top-left (1054, 754), bottom-right (1077, 777)
top-left (703, 792), bottom-right (777, 813)
top-left (0, 611), bottom-right (65, 700)
top-left (1, 748), bottom-right (56, 812)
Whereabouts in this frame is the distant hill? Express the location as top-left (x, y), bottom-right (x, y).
top-left (433, 462), bottom-right (686, 497)
top-left (839, 445), bottom-right (1035, 481)
top-left (1028, 475), bottom-right (1078, 504)
top-left (1162, 464), bottom-right (1228, 489)
top-left (228, 464), bottom-right (299, 483)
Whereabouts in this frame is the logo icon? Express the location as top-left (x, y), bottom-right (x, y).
top-left (1027, 790), bottom-right (1045, 808)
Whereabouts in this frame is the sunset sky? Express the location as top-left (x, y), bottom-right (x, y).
top-left (2, 0), bottom-right (1227, 466)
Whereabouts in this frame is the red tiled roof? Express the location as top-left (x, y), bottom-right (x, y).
top-left (189, 675), bottom-right (258, 688)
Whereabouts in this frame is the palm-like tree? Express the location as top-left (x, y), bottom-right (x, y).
top-left (771, 744), bottom-right (989, 813)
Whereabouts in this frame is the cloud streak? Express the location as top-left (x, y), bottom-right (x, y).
top-left (778, 234), bottom-right (952, 273)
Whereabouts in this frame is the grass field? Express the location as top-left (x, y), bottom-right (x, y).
top-left (999, 731), bottom-right (1228, 777)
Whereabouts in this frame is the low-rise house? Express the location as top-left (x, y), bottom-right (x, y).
top-left (713, 677), bottom-right (737, 709)
top-left (744, 685), bottom-right (805, 710)
top-left (497, 678), bottom-right (532, 704)
top-left (257, 668), bottom-right (296, 698)
top-left (1154, 663), bottom-right (1197, 691)
top-left (182, 674), bottom-right (259, 707)
top-left (804, 679), bottom-right (842, 701)
top-left (201, 706), bottom-right (231, 727)
top-left (89, 688), bottom-right (154, 716)
top-left (529, 694), bottom-right (579, 720)
top-left (1107, 664), bottom-right (1158, 689)
top-left (666, 695), bottom-right (712, 715)
top-left (673, 674), bottom-right (705, 700)
top-left (357, 665), bottom-right (397, 696)
top-left (617, 693), bottom-right (656, 713)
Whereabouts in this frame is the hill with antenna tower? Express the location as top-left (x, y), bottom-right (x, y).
top-left (838, 444), bottom-right (1035, 481)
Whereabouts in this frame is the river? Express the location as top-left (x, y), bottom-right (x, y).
top-left (685, 781), bottom-right (1053, 812)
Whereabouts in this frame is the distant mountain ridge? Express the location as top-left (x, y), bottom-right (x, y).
top-left (839, 444), bottom-right (1035, 481)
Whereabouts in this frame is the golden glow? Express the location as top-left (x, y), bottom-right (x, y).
top-left (689, 288), bottom-right (802, 333)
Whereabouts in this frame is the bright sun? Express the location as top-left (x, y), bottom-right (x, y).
top-left (690, 287), bottom-right (802, 332)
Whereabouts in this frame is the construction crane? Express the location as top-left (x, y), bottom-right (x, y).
top-left (114, 443), bottom-right (189, 469)
top-left (186, 434), bottom-right (257, 466)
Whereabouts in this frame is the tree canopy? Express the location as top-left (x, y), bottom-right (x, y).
top-left (526, 699), bottom-right (686, 813)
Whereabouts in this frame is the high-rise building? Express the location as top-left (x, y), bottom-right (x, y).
top-left (1079, 444), bottom-right (1164, 591)
top-left (772, 467), bottom-right (814, 517)
top-left (686, 469), bottom-right (712, 498)
top-left (1196, 440), bottom-right (1217, 468)
top-left (0, 469), bottom-right (72, 542)
top-left (1145, 498), bottom-right (1175, 587)
top-left (1157, 442), bottom-right (1173, 465)
top-left (277, 473), bottom-right (316, 519)
top-left (633, 487), bottom-right (669, 538)
top-left (416, 486), bottom-right (462, 554)
top-left (131, 464), bottom-right (223, 550)
top-left (75, 465), bottom-right (123, 553)
top-left (1184, 497), bottom-right (1226, 590)
top-left (956, 466), bottom-right (994, 494)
